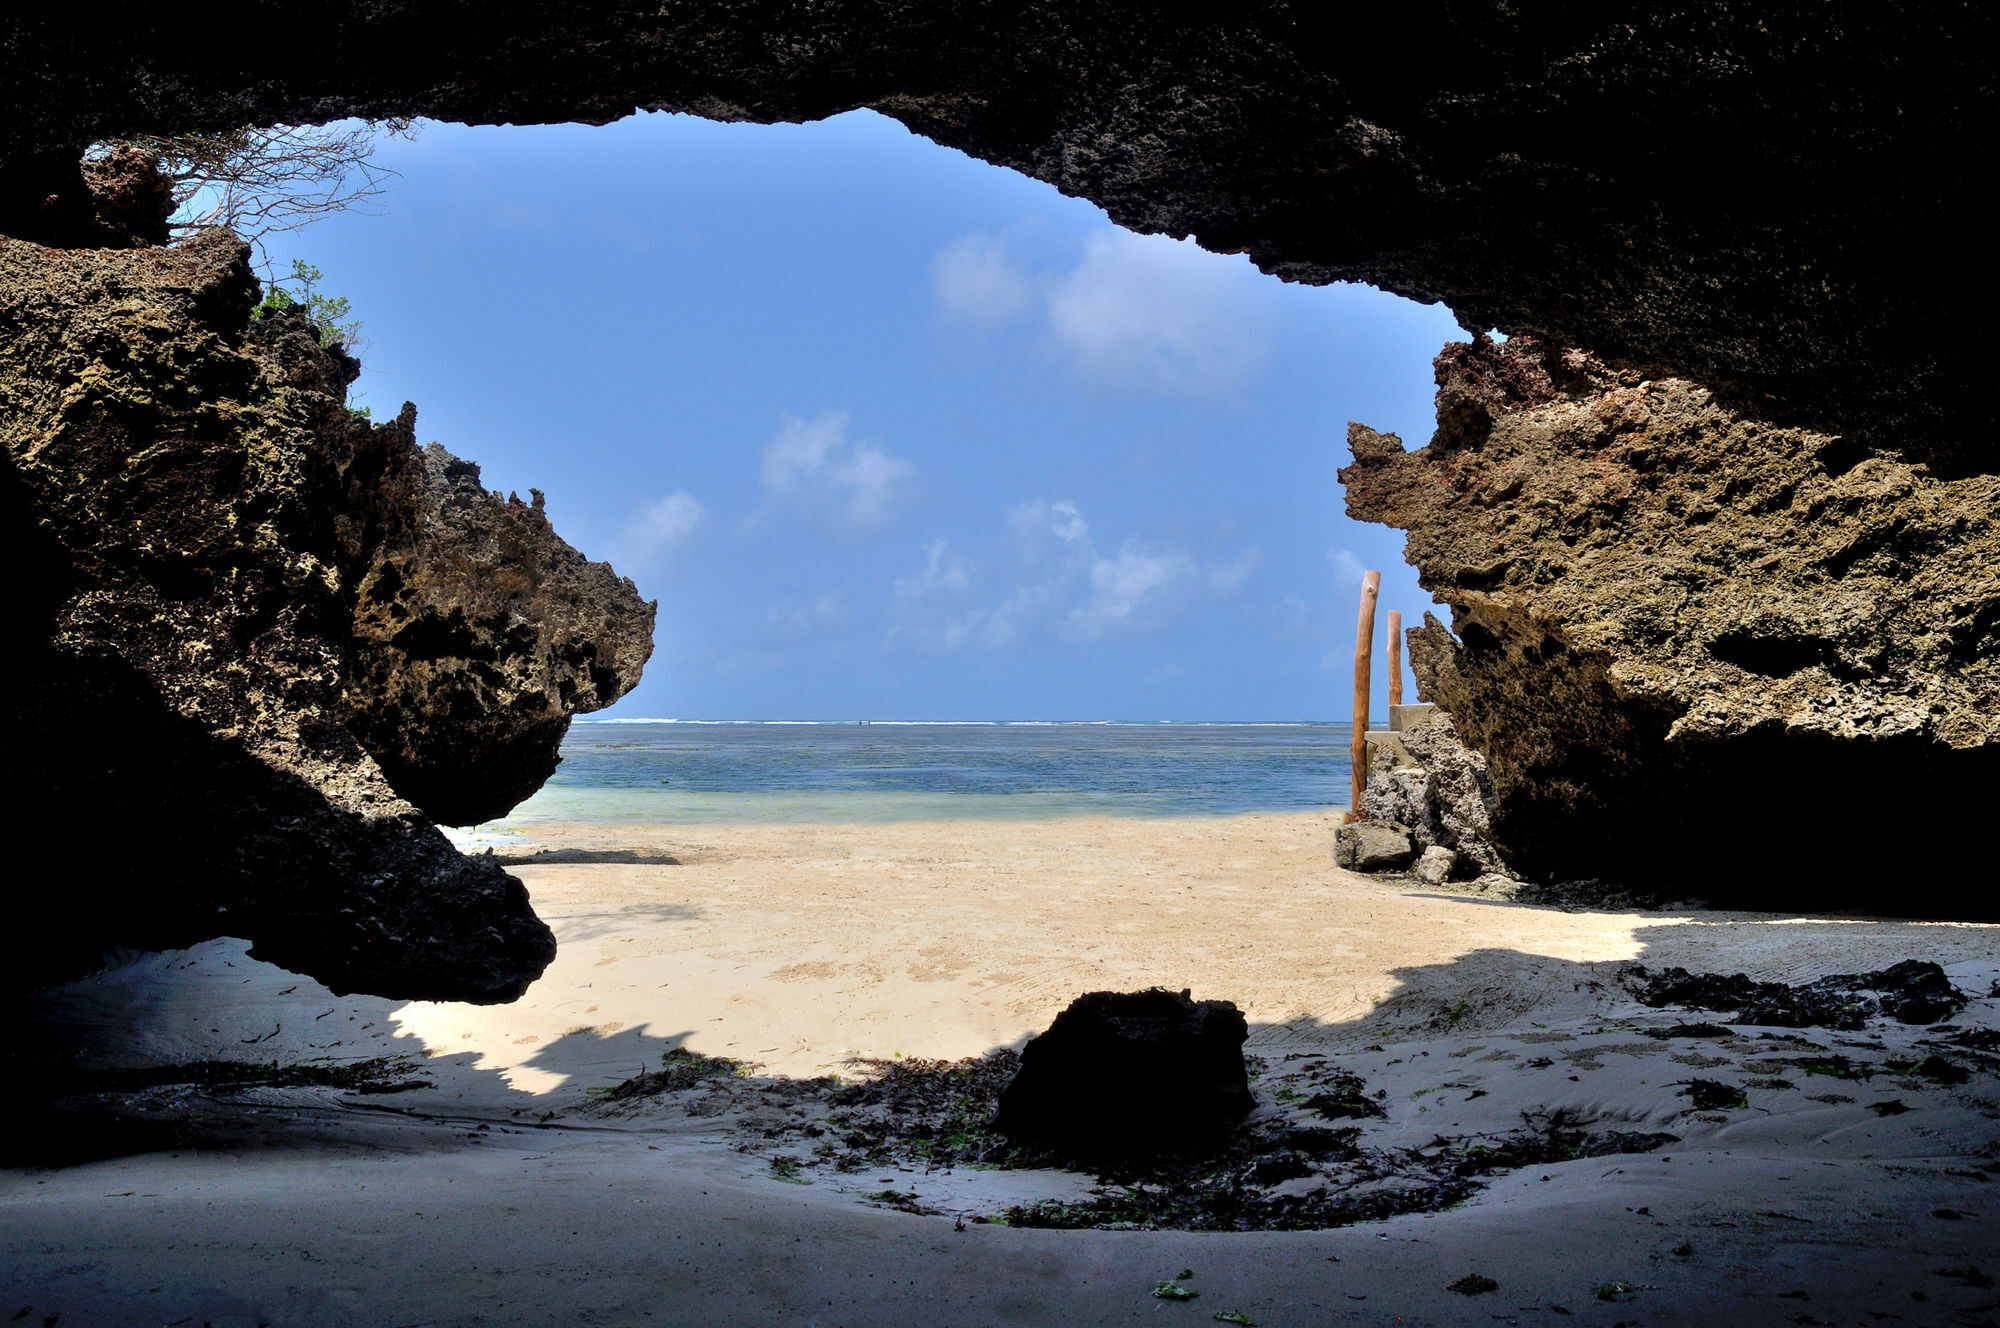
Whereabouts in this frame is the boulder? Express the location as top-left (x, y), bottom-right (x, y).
top-left (1335, 821), bottom-right (1417, 873)
top-left (993, 989), bottom-right (1254, 1159)
top-left (1413, 846), bottom-right (1458, 886)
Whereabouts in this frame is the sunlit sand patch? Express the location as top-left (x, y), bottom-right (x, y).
top-left (376, 815), bottom-right (2000, 1108)
top-left (379, 814), bottom-right (1698, 1097)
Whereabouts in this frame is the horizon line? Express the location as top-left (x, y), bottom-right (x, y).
top-left (575, 717), bottom-right (1383, 726)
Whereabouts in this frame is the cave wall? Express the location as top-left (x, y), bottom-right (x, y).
top-left (1, 2), bottom-right (1992, 448)
top-left (2, 5), bottom-right (1993, 916)
top-left (0, 221), bottom-right (654, 998)
top-left (1343, 339), bottom-right (2000, 909)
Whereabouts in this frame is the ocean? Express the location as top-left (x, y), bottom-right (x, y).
top-left (464, 721), bottom-right (1359, 835)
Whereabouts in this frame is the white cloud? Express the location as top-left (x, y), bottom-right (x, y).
top-left (1006, 497), bottom-right (1091, 561)
top-left (760, 412), bottom-right (915, 536)
top-left (765, 593), bottom-right (845, 642)
top-left (1206, 549), bottom-right (1262, 595)
top-left (886, 540), bottom-right (984, 655)
top-left (895, 539), bottom-right (973, 601)
top-left (1326, 548), bottom-right (1368, 587)
top-left (1046, 230), bottom-right (1273, 397)
top-left (887, 498), bottom-right (1258, 654)
top-left (622, 490), bottom-right (707, 555)
top-left (1064, 542), bottom-right (1198, 640)
top-left (932, 233), bottom-right (1032, 324)
top-left (929, 227), bottom-right (1274, 397)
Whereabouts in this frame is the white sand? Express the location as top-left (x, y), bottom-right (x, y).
top-left (7, 812), bottom-right (1999, 1325)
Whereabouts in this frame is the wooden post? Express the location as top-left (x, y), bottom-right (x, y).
top-left (1349, 570), bottom-right (1381, 821)
top-left (1386, 609), bottom-right (1404, 710)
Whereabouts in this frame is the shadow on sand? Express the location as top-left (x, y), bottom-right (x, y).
top-left (6, 897), bottom-right (1993, 1220)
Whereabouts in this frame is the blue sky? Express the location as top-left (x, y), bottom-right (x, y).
top-left (265, 111), bottom-right (1460, 721)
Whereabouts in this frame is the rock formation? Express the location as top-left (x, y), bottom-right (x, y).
top-left (1358, 713), bottom-right (1507, 879)
top-left (0, 4), bottom-right (1990, 447)
top-left (1333, 820), bottom-right (1416, 875)
top-left (1, 8), bottom-right (1993, 915)
top-left (339, 441), bottom-right (656, 826)
top-left (0, 167), bottom-right (654, 999)
top-left (1343, 338), bottom-right (2000, 909)
top-left (993, 989), bottom-right (1254, 1159)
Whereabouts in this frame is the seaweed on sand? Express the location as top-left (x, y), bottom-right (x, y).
top-left (997, 1109), bottom-right (1675, 1232)
top-left (44, 1056), bottom-right (432, 1096)
top-left (601, 1048), bottom-right (756, 1101)
top-left (595, 1048), bottom-right (1677, 1233)
top-left (1681, 1079), bottom-right (1748, 1111)
top-left (1626, 961), bottom-right (1966, 1030)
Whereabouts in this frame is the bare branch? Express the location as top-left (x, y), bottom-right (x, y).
top-left (88, 119), bottom-right (416, 274)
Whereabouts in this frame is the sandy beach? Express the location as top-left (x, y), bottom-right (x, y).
top-left (8, 811), bottom-right (2000, 1325)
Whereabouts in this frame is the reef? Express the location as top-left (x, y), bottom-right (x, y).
top-left (0, 172), bottom-right (653, 1000)
top-left (1342, 338), bottom-right (2000, 907)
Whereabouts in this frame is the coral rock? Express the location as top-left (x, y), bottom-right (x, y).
top-left (1413, 846), bottom-right (1458, 887)
top-left (993, 989), bottom-right (1254, 1159)
top-left (1334, 821), bottom-right (1417, 874)
top-left (1343, 338), bottom-right (2000, 909)
top-left (1359, 712), bottom-right (1507, 877)
top-left (0, 228), bottom-right (652, 999)
top-left (339, 439), bottom-right (655, 826)
top-left (1, 6), bottom-right (1993, 444)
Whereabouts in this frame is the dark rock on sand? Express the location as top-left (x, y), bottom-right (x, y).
top-left (1345, 338), bottom-right (2000, 907)
top-left (994, 989), bottom-right (1254, 1158)
top-left (0, 215), bottom-right (651, 1000)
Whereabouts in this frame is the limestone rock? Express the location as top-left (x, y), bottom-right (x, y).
top-left (1468, 874), bottom-right (1522, 900)
top-left (0, 228), bottom-right (651, 999)
top-left (1345, 338), bottom-right (2000, 910)
top-left (1413, 846), bottom-right (1457, 887)
top-left (1, 6), bottom-right (1991, 445)
top-left (338, 440), bottom-right (655, 826)
top-left (0, 145), bottom-right (173, 249)
top-left (1359, 712), bottom-right (1507, 878)
top-left (1335, 821), bottom-right (1416, 873)
top-left (992, 989), bottom-right (1253, 1159)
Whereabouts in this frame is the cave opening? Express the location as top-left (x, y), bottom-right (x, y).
top-left (8, 13), bottom-right (2000, 1315)
top-left (265, 108), bottom-right (1457, 730)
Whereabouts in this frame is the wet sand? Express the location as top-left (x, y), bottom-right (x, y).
top-left (6, 812), bottom-right (1999, 1325)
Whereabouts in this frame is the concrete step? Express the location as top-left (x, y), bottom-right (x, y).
top-left (1389, 703), bottom-right (1437, 733)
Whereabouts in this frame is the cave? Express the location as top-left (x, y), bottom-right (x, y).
top-left (4, 4), bottom-right (1994, 980)
top-left (4, 7), bottom-right (1999, 1321)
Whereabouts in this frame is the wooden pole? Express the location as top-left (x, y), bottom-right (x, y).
top-left (1349, 569), bottom-right (1381, 821)
top-left (1386, 609), bottom-right (1404, 710)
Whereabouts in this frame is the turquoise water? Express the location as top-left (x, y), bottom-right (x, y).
top-left (477, 721), bottom-right (1359, 829)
